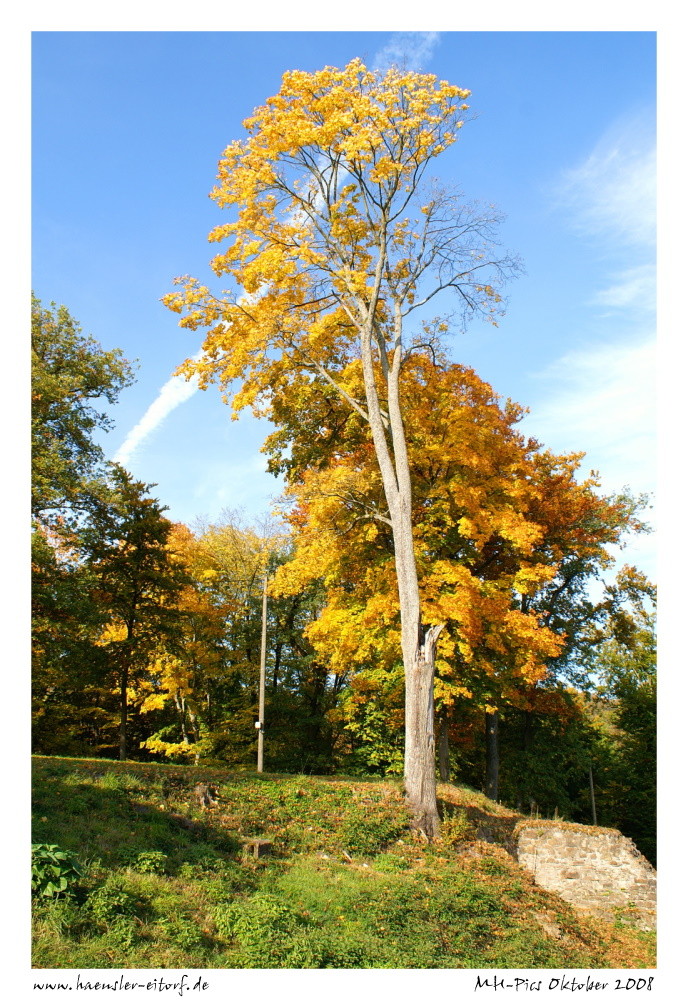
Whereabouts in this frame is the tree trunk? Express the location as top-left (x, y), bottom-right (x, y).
top-left (485, 709), bottom-right (499, 801)
top-left (389, 504), bottom-right (442, 837)
top-left (402, 622), bottom-right (442, 837)
top-left (438, 705), bottom-right (450, 782)
top-left (119, 662), bottom-right (128, 761)
top-left (174, 691), bottom-right (188, 744)
top-left (517, 707), bottom-right (532, 809)
top-left (272, 641), bottom-right (282, 690)
top-left (357, 263), bottom-right (443, 838)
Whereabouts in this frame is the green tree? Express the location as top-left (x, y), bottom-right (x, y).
top-left (587, 580), bottom-right (656, 862)
top-left (31, 294), bottom-right (135, 521)
top-left (31, 295), bottom-right (139, 755)
top-left (138, 517), bottom-right (341, 773)
top-left (82, 465), bottom-right (188, 760)
top-left (31, 525), bottom-right (118, 756)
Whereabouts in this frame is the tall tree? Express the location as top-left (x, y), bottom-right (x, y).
top-left (31, 294), bottom-right (135, 521)
top-left (32, 294), bottom-right (136, 755)
top-left (82, 465), bottom-right (187, 760)
top-left (138, 515), bottom-right (273, 762)
top-left (165, 60), bottom-right (519, 836)
top-left (270, 358), bottom-right (565, 787)
top-left (268, 355), bottom-right (646, 800)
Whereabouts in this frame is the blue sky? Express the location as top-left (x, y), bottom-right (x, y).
top-left (32, 29), bottom-right (656, 579)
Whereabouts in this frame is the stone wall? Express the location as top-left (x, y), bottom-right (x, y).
top-left (515, 820), bottom-right (656, 930)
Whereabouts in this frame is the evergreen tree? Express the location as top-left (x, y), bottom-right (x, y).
top-left (82, 465), bottom-right (188, 759)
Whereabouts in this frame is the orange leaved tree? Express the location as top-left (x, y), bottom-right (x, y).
top-left (164, 60), bottom-right (519, 836)
top-left (268, 358), bottom-right (566, 774)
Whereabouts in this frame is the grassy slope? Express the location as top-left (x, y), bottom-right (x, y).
top-left (31, 756), bottom-right (655, 970)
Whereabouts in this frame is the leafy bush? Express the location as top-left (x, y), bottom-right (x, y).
top-left (174, 845), bottom-right (224, 873)
top-left (213, 893), bottom-right (321, 967)
top-left (84, 879), bottom-right (141, 923)
top-left (32, 844), bottom-right (83, 899)
top-left (156, 915), bottom-right (206, 950)
top-left (341, 809), bottom-right (407, 854)
top-left (132, 850), bottom-right (167, 874)
top-left (202, 864), bottom-right (258, 902)
top-left (103, 915), bottom-right (138, 951)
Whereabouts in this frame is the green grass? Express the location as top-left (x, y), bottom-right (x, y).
top-left (31, 756), bottom-right (655, 969)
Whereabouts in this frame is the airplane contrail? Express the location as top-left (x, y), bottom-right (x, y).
top-left (113, 350), bottom-right (203, 466)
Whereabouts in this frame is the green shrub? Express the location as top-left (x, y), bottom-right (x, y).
top-left (174, 845), bottom-right (223, 873)
top-left (201, 864), bottom-right (258, 902)
top-left (132, 850), bottom-right (168, 874)
top-left (213, 893), bottom-right (320, 967)
top-left (156, 915), bottom-right (206, 950)
top-left (340, 808), bottom-right (406, 855)
top-left (103, 915), bottom-right (138, 951)
top-left (212, 901), bottom-right (241, 940)
top-left (32, 844), bottom-right (83, 899)
top-left (84, 879), bottom-right (140, 923)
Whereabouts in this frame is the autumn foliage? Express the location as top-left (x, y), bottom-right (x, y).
top-left (32, 60), bottom-right (654, 855)
top-left (163, 58), bottom-right (525, 836)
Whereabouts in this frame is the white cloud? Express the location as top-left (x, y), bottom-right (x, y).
top-left (592, 263), bottom-right (656, 312)
top-left (558, 113), bottom-right (656, 251)
top-left (524, 337), bottom-right (654, 475)
top-left (112, 351), bottom-right (203, 466)
top-left (528, 114), bottom-right (657, 512)
top-left (521, 336), bottom-right (656, 577)
top-left (373, 32), bottom-right (441, 72)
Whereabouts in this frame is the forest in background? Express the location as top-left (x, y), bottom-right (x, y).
top-left (31, 291), bottom-right (656, 864)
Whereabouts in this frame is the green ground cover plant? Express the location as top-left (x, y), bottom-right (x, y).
top-left (32, 844), bottom-right (83, 899)
top-left (31, 756), bottom-right (655, 970)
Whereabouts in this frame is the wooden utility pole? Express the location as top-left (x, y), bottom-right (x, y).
top-left (257, 572), bottom-right (268, 773)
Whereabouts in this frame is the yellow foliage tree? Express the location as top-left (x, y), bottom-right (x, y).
top-left (138, 517), bottom-right (281, 762)
top-left (271, 360), bottom-right (564, 741)
top-left (165, 60), bottom-right (520, 836)
top-left (271, 356), bottom-right (644, 793)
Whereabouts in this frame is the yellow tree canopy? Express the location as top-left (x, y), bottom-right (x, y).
top-left (163, 59), bottom-right (515, 420)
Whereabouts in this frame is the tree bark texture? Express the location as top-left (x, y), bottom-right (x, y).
top-left (485, 709), bottom-right (499, 801)
top-left (119, 663), bottom-right (128, 761)
top-left (358, 314), bottom-right (442, 838)
top-left (403, 623), bottom-right (443, 837)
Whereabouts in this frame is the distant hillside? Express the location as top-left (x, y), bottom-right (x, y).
top-left (31, 756), bottom-right (655, 969)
